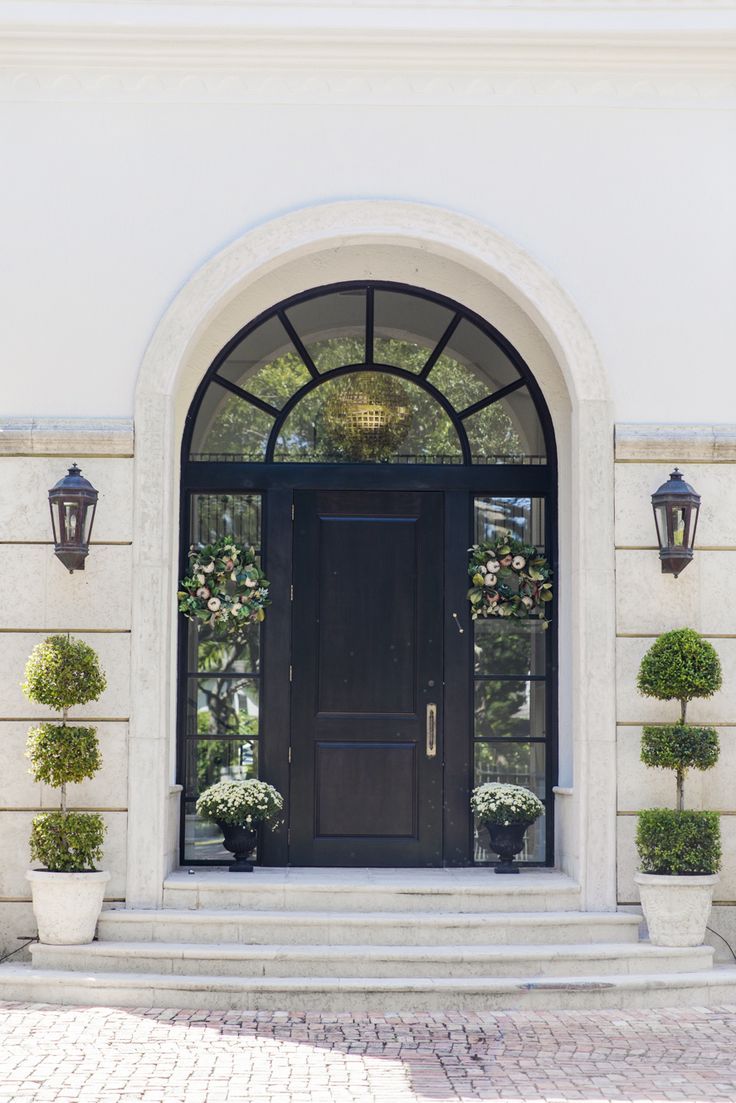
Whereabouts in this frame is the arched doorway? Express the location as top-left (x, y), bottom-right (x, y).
top-left (178, 281), bottom-right (557, 868)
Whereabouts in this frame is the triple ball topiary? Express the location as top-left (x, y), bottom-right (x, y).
top-left (22, 636), bottom-right (107, 872)
top-left (636, 628), bottom-right (722, 876)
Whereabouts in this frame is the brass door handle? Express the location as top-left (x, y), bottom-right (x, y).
top-left (426, 703), bottom-right (437, 758)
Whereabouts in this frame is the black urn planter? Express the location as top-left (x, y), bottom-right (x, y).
top-left (485, 821), bottom-right (529, 874)
top-left (216, 822), bottom-right (257, 873)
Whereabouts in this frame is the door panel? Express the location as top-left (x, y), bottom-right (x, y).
top-left (289, 490), bottom-right (443, 866)
top-left (316, 516), bottom-right (416, 715)
top-left (315, 742), bottom-right (416, 837)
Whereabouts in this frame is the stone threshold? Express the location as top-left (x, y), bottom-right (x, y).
top-left (161, 867), bottom-right (582, 913)
top-left (167, 867), bottom-right (577, 890)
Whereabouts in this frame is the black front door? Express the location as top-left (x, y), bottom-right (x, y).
top-left (289, 490), bottom-right (444, 866)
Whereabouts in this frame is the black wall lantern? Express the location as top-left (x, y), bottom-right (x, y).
top-left (651, 468), bottom-right (701, 577)
top-left (48, 464), bottom-right (99, 573)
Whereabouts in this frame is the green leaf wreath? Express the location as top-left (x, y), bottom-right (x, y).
top-left (467, 536), bottom-right (552, 623)
top-left (178, 538), bottom-right (270, 632)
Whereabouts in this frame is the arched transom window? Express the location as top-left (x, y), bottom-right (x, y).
top-left (188, 284), bottom-right (548, 466)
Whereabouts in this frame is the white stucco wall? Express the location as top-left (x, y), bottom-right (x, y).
top-left (1, 2), bottom-right (735, 425)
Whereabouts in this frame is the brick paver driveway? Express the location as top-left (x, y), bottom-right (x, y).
top-left (1, 1003), bottom-right (736, 1102)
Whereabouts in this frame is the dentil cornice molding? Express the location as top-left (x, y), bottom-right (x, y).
top-left (1, 1), bottom-right (734, 104)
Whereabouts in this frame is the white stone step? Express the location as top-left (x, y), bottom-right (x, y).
top-left (31, 940), bottom-right (713, 979)
top-left (98, 908), bottom-right (642, 947)
top-left (163, 868), bottom-right (581, 913)
top-left (3, 962), bottom-right (736, 1012)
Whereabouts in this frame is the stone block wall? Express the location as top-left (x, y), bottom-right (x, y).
top-left (615, 426), bottom-right (736, 961)
top-left (0, 420), bottom-right (133, 958)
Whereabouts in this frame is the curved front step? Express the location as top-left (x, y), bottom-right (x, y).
top-left (98, 909), bottom-right (642, 947)
top-left (2, 963), bottom-right (736, 1012)
top-left (31, 940), bottom-right (713, 979)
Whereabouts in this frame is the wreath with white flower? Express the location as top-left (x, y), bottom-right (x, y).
top-left (178, 538), bottom-right (270, 633)
top-left (468, 536), bottom-right (552, 624)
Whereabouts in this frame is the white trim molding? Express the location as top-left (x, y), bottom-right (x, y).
top-left (3, 2), bottom-right (736, 55)
top-left (0, 418), bottom-right (134, 457)
top-left (616, 424), bottom-right (736, 463)
top-left (129, 199), bottom-right (616, 911)
top-left (1, 2), bottom-right (735, 106)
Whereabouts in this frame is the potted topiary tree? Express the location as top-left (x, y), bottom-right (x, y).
top-left (22, 635), bottom-right (109, 944)
top-left (635, 627), bottom-right (722, 947)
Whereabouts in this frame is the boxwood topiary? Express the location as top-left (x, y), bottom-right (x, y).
top-left (26, 724), bottom-right (101, 789)
top-left (636, 808), bottom-right (721, 876)
top-left (641, 724), bottom-right (719, 773)
top-left (637, 628), bottom-right (722, 719)
top-left (29, 811), bottom-right (105, 873)
top-left (22, 635), bottom-right (107, 711)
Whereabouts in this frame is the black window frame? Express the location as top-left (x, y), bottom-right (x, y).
top-left (178, 281), bottom-right (557, 867)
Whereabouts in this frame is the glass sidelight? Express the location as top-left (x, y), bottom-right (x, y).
top-left (181, 493), bottom-right (263, 862)
top-left (472, 496), bottom-right (550, 863)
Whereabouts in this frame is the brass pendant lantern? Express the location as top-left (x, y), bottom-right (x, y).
top-left (321, 373), bottom-right (413, 460)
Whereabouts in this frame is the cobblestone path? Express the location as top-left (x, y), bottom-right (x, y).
top-left (1, 1003), bottom-right (736, 1102)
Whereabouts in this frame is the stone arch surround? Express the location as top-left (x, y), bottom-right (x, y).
top-left (129, 200), bottom-right (615, 910)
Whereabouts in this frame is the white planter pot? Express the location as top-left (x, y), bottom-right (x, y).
top-left (635, 871), bottom-right (718, 947)
top-left (27, 869), bottom-right (110, 945)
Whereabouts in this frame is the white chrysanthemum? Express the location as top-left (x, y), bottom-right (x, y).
top-left (470, 782), bottom-right (544, 826)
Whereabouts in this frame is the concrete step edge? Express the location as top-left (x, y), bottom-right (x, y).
top-left (31, 940), bottom-right (708, 963)
top-left (163, 882), bottom-right (582, 897)
top-left (100, 908), bottom-right (640, 926)
top-left (2, 962), bottom-right (734, 995)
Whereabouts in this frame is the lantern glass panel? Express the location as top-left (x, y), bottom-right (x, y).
top-left (49, 502), bottom-right (59, 545)
top-left (62, 499), bottom-right (81, 544)
top-left (672, 506), bottom-right (687, 548)
top-left (654, 503), bottom-right (669, 547)
top-left (82, 501), bottom-right (96, 545)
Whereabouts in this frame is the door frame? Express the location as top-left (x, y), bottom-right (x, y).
top-left (179, 459), bottom-right (556, 867)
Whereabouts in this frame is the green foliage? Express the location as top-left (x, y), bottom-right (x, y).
top-left (637, 629), bottom-right (722, 706)
top-left (636, 809), bottom-right (721, 875)
top-left (641, 724), bottom-right (719, 774)
top-left (30, 811), bottom-right (106, 872)
top-left (22, 636), bottom-right (107, 710)
top-left (26, 724), bottom-right (101, 788)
